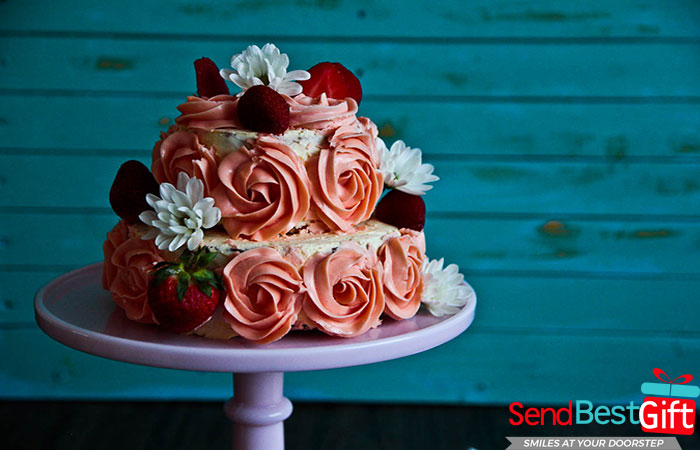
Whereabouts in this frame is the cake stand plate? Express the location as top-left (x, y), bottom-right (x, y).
top-left (35, 263), bottom-right (476, 450)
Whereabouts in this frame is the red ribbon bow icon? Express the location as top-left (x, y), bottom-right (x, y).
top-left (653, 368), bottom-right (693, 385)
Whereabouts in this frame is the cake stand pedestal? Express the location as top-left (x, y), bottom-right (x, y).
top-left (35, 263), bottom-right (476, 450)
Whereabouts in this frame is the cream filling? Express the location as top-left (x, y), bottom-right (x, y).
top-left (196, 127), bottom-right (326, 161)
top-left (130, 219), bottom-right (401, 266)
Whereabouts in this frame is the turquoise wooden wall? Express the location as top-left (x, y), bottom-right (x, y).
top-left (1, 0), bottom-right (699, 404)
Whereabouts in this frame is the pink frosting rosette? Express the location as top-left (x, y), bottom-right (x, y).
top-left (213, 136), bottom-right (311, 241)
top-left (308, 121), bottom-right (383, 232)
top-left (175, 95), bottom-right (241, 130)
top-left (222, 247), bottom-right (304, 344)
top-left (302, 243), bottom-right (385, 337)
top-left (378, 229), bottom-right (426, 320)
top-left (286, 93), bottom-right (358, 132)
top-left (151, 127), bottom-right (219, 195)
top-left (102, 221), bottom-right (164, 323)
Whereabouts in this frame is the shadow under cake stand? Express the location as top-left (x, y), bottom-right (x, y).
top-left (35, 263), bottom-right (477, 450)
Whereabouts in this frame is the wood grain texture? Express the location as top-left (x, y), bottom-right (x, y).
top-left (3, 212), bottom-right (700, 275)
top-left (2, 37), bottom-right (700, 97)
top-left (3, 155), bottom-right (700, 216)
top-left (1, 0), bottom-right (699, 404)
top-left (2, 96), bottom-right (700, 157)
top-left (2, 328), bottom-right (698, 405)
top-left (2, 0), bottom-right (699, 38)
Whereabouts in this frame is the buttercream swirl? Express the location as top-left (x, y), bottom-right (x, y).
top-left (378, 229), bottom-right (425, 320)
top-left (222, 247), bottom-right (304, 344)
top-left (286, 93), bottom-right (358, 132)
top-left (213, 135), bottom-right (311, 241)
top-left (302, 243), bottom-right (384, 337)
top-left (175, 95), bottom-right (241, 130)
top-left (307, 121), bottom-right (383, 232)
top-left (102, 221), bottom-right (163, 323)
top-left (152, 127), bottom-right (219, 195)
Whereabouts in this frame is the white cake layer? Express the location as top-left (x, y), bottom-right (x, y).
top-left (130, 219), bottom-right (401, 265)
top-left (194, 127), bottom-right (326, 161)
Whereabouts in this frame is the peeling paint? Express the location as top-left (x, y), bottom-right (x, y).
top-left (0, 299), bottom-right (14, 311)
top-left (674, 142), bottom-right (700, 153)
top-left (471, 166), bottom-right (531, 181)
top-left (556, 132), bottom-right (595, 154)
top-left (633, 229), bottom-right (673, 239)
top-left (656, 178), bottom-right (700, 195)
top-left (178, 3), bottom-right (214, 14)
top-left (481, 9), bottom-right (610, 22)
top-left (636, 24), bottom-right (660, 34)
top-left (96, 58), bottom-right (134, 71)
top-left (51, 355), bottom-right (80, 385)
top-left (602, 229), bottom-right (678, 240)
top-left (379, 122), bottom-right (396, 138)
top-left (444, 72), bottom-right (469, 87)
top-left (538, 220), bottom-right (579, 238)
top-left (605, 135), bottom-right (628, 160)
top-left (535, 248), bottom-right (581, 259)
top-left (574, 167), bottom-right (606, 184)
top-left (553, 249), bottom-right (579, 258)
top-left (295, 0), bottom-right (340, 10)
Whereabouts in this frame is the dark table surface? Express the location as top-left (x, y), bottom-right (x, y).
top-left (2, 402), bottom-right (698, 450)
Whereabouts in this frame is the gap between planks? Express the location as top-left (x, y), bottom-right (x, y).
top-left (2, 30), bottom-right (700, 44)
top-left (3, 89), bottom-right (700, 104)
top-left (2, 147), bottom-right (700, 164)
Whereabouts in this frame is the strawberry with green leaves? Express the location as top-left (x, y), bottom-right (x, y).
top-left (148, 248), bottom-right (223, 334)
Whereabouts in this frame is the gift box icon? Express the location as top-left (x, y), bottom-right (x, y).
top-left (640, 369), bottom-right (697, 435)
top-left (641, 368), bottom-right (700, 398)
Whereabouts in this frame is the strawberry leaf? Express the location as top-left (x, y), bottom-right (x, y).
top-left (176, 272), bottom-right (190, 302)
top-left (153, 265), bottom-right (180, 285)
top-left (199, 284), bottom-right (213, 298)
top-left (199, 250), bottom-right (218, 267)
top-left (192, 269), bottom-right (214, 284)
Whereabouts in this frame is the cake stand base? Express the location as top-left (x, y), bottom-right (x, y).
top-left (35, 263), bottom-right (476, 450)
top-left (225, 372), bottom-right (292, 450)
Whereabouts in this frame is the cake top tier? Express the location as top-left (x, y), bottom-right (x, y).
top-left (110, 43), bottom-right (439, 251)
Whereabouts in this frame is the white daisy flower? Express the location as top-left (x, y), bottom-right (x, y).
top-left (421, 258), bottom-right (473, 317)
top-left (219, 43), bottom-right (310, 96)
top-left (139, 173), bottom-right (221, 252)
top-left (378, 138), bottom-right (439, 195)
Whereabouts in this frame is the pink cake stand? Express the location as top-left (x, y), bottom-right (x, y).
top-left (35, 263), bottom-right (476, 450)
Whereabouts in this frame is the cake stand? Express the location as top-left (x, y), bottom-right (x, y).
top-left (35, 263), bottom-right (476, 450)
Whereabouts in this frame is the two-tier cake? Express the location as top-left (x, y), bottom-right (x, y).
top-left (103, 44), bottom-right (471, 344)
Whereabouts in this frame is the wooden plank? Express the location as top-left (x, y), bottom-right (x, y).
top-left (1, 328), bottom-right (697, 404)
top-left (2, 37), bottom-right (700, 97)
top-left (429, 216), bottom-right (700, 276)
top-left (3, 155), bottom-right (700, 216)
top-left (5, 270), bottom-right (700, 335)
top-left (1, 0), bottom-right (698, 38)
top-left (2, 95), bottom-right (700, 157)
top-left (2, 212), bottom-right (699, 275)
top-left (0, 271), bottom-right (63, 324)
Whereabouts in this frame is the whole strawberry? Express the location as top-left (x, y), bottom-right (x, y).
top-left (109, 160), bottom-right (160, 224)
top-left (374, 189), bottom-right (426, 231)
top-left (237, 85), bottom-right (290, 134)
top-left (299, 62), bottom-right (362, 105)
top-left (148, 248), bottom-right (223, 334)
top-left (194, 57), bottom-right (230, 98)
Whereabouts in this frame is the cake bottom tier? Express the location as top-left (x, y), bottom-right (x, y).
top-left (103, 220), bottom-right (427, 344)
